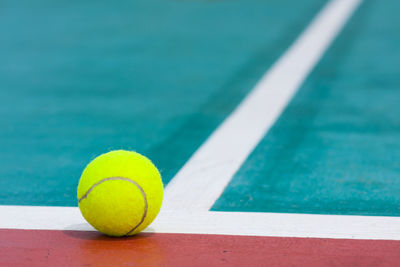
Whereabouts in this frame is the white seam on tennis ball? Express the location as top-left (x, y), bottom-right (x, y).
top-left (78, 177), bottom-right (148, 236)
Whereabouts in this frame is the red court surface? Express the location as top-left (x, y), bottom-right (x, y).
top-left (1, 229), bottom-right (400, 267)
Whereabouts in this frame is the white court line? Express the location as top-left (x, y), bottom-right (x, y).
top-left (162, 0), bottom-right (363, 211)
top-left (2, 205), bottom-right (400, 240)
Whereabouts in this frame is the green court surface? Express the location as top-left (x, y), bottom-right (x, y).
top-left (1, 0), bottom-right (399, 217)
top-left (213, 0), bottom-right (400, 216)
top-left (0, 0), bottom-right (326, 206)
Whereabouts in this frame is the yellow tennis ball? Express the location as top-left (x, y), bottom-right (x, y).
top-left (77, 150), bottom-right (163, 237)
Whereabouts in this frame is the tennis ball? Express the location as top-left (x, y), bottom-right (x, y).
top-left (77, 150), bottom-right (163, 237)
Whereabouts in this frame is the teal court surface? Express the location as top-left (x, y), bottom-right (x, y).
top-left (1, 0), bottom-right (400, 266)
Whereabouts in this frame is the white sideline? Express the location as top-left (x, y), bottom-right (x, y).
top-left (1, 205), bottom-right (400, 240)
top-left (162, 0), bottom-right (363, 211)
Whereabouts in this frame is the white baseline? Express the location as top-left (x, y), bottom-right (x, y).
top-left (162, 0), bottom-right (363, 212)
top-left (1, 206), bottom-right (400, 240)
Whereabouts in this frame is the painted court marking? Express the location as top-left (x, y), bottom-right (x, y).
top-left (1, 205), bottom-right (400, 240)
top-left (162, 0), bottom-right (363, 212)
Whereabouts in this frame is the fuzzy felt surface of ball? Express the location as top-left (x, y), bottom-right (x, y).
top-left (77, 150), bottom-right (163, 237)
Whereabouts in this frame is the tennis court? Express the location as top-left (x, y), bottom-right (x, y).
top-left (1, 0), bottom-right (400, 265)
